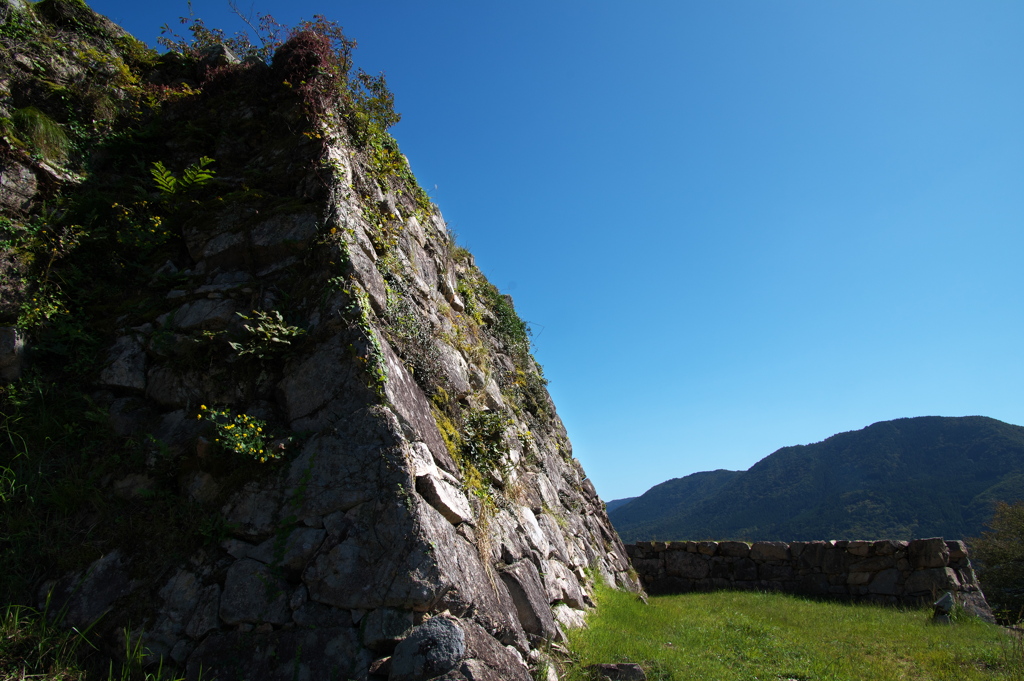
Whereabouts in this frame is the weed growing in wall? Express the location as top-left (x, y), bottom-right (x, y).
top-left (462, 409), bottom-right (513, 478)
top-left (344, 285), bottom-right (388, 398)
top-left (150, 156), bottom-right (216, 195)
top-left (228, 310), bottom-right (306, 360)
top-left (383, 277), bottom-right (444, 396)
top-left (197, 406), bottom-right (279, 463)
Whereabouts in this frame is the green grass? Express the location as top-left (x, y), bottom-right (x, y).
top-left (564, 586), bottom-right (1024, 681)
top-left (0, 603), bottom-right (186, 680)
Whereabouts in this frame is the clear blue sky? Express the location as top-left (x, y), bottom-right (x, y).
top-left (90, 0), bottom-right (1024, 502)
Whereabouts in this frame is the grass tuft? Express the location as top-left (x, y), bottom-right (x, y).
top-left (0, 601), bottom-right (189, 680)
top-left (11, 106), bottom-right (70, 164)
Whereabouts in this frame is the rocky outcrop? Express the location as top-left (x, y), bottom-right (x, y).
top-left (627, 538), bottom-right (993, 621)
top-left (2, 4), bottom-right (640, 677)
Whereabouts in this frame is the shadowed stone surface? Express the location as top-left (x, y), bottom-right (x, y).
top-left (629, 537), bottom-right (992, 618)
top-left (390, 615), bottom-right (465, 681)
top-left (186, 627), bottom-right (366, 681)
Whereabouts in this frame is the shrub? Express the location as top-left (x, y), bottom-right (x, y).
top-left (971, 500), bottom-right (1024, 623)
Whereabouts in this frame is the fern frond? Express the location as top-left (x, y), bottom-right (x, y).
top-left (150, 161), bottom-right (178, 194)
top-left (181, 156), bottom-right (216, 189)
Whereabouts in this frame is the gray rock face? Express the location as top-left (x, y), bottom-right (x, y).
top-left (187, 627), bottom-right (365, 681)
top-left (45, 551), bottom-right (135, 629)
top-left (0, 326), bottom-right (26, 382)
top-left (0, 161), bottom-right (37, 214)
top-left (390, 615), bottom-right (466, 681)
top-left (99, 334), bottom-right (147, 391)
top-left (500, 559), bottom-right (560, 641)
top-left (219, 559), bottom-right (291, 625)
top-left (361, 607), bottom-right (413, 652)
top-left (440, 618), bottom-right (533, 681)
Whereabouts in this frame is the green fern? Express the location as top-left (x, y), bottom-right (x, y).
top-left (149, 161), bottom-right (177, 193)
top-left (180, 156), bottom-right (216, 188)
top-left (150, 156), bottom-right (216, 195)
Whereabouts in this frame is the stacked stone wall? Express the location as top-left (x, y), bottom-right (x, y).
top-left (627, 538), bottom-right (993, 619)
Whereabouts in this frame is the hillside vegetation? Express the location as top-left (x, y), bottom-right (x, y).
top-left (610, 416), bottom-right (1024, 542)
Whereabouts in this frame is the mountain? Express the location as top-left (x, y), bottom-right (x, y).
top-left (605, 497), bottom-right (638, 512)
top-left (609, 416), bottom-right (1024, 542)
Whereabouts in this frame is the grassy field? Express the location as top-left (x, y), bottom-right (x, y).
top-left (563, 586), bottom-right (1023, 681)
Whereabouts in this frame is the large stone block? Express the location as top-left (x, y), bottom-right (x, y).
top-left (416, 473), bottom-right (472, 525)
top-left (381, 339), bottom-right (458, 475)
top-left (665, 550), bottom-right (711, 580)
top-left (45, 550), bottom-right (134, 629)
top-left (361, 607), bottom-right (413, 653)
top-left (541, 559), bottom-right (586, 609)
top-left (867, 568), bottom-right (901, 596)
top-left (904, 567), bottom-right (960, 595)
top-left (443, 618), bottom-right (533, 681)
top-left (796, 541), bottom-right (829, 569)
top-left (848, 554), bottom-right (895, 573)
top-left (717, 541), bottom-right (750, 558)
top-left (219, 559), bottom-right (291, 625)
top-left (750, 541), bottom-right (790, 562)
top-left (846, 541), bottom-right (873, 557)
top-left (873, 539), bottom-right (904, 556)
top-left (186, 627), bottom-right (365, 681)
top-left (908, 538), bottom-right (950, 569)
top-left (250, 527), bottom-right (327, 579)
top-left (500, 559), bottom-right (559, 640)
top-left (945, 540), bottom-right (967, 561)
top-left (846, 571), bottom-right (873, 587)
top-left (696, 541), bottom-right (719, 556)
top-left (759, 563), bottom-right (794, 581)
top-left (98, 334), bottom-right (147, 391)
top-left (822, 547), bottom-right (851, 574)
top-left (798, 573), bottom-right (831, 595)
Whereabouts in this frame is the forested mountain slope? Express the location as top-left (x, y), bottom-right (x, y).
top-left (610, 416), bottom-right (1024, 542)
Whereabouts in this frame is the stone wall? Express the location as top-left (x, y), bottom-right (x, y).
top-left (1, 6), bottom-right (640, 678)
top-left (627, 538), bottom-right (993, 620)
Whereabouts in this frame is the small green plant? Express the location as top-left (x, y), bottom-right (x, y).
top-left (150, 156), bottom-right (216, 195)
top-left (0, 465), bottom-right (24, 503)
top-left (197, 406), bottom-right (278, 463)
top-left (227, 309), bottom-right (306, 359)
top-left (344, 286), bottom-right (388, 397)
top-left (462, 409), bottom-right (512, 476)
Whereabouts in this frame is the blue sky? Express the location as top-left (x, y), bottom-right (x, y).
top-left (90, 0), bottom-right (1024, 502)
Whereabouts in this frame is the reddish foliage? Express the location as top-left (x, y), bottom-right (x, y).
top-left (273, 31), bottom-right (334, 86)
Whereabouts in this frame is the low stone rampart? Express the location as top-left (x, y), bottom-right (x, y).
top-left (626, 538), bottom-right (993, 619)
